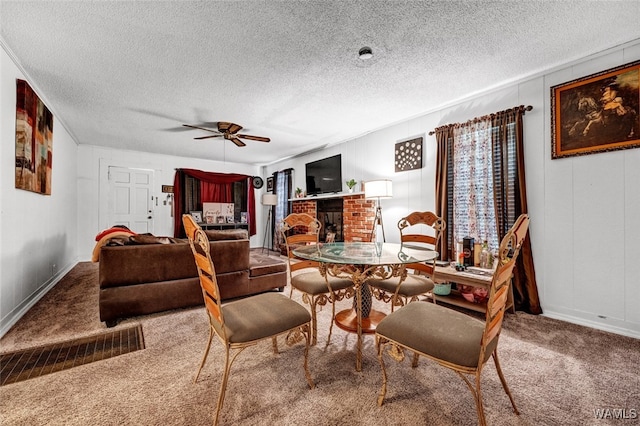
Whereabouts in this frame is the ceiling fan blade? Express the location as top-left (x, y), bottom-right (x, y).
top-left (217, 121), bottom-right (243, 134)
top-left (228, 123), bottom-right (243, 134)
top-left (237, 134), bottom-right (270, 142)
top-left (183, 124), bottom-right (220, 134)
top-left (194, 135), bottom-right (223, 140)
top-left (229, 136), bottom-right (246, 147)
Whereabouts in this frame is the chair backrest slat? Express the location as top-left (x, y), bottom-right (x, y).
top-left (481, 214), bottom-right (529, 353)
top-left (183, 214), bottom-right (225, 328)
top-left (489, 280), bottom-right (509, 318)
top-left (290, 258), bottom-right (321, 272)
top-left (484, 309), bottom-right (505, 345)
top-left (203, 291), bottom-right (222, 321)
top-left (402, 234), bottom-right (437, 246)
top-left (405, 261), bottom-right (434, 276)
top-left (494, 262), bottom-right (515, 286)
top-left (287, 233), bottom-right (317, 246)
top-left (195, 252), bottom-right (214, 275)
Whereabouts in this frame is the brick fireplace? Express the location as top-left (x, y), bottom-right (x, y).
top-left (291, 194), bottom-right (376, 242)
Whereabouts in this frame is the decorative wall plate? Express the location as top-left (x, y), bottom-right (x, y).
top-left (252, 176), bottom-right (264, 188)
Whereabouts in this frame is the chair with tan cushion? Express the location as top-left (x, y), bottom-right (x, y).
top-left (370, 211), bottom-right (445, 311)
top-left (375, 213), bottom-right (529, 426)
top-left (280, 213), bottom-right (354, 346)
top-left (182, 214), bottom-right (314, 426)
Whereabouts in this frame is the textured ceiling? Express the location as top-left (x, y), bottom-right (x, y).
top-left (2, 1), bottom-right (639, 165)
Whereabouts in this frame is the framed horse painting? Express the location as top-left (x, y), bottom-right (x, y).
top-left (551, 60), bottom-right (639, 159)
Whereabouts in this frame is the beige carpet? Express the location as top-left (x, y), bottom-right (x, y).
top-left (1, 262), bottom-right (638, 425)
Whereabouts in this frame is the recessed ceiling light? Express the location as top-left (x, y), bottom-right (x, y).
top-left (358, 46), bottom-right (373, 60)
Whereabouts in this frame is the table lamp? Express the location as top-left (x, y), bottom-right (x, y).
top-left (364, 179), bottom-right (392, 242)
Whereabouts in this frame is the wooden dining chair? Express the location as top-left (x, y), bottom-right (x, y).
top-left (182, 214), bottom-right (314, 426)
top-left (370, 211), bottom-right (445, 311)
top-left (375, 213), bottom-right (529, 426)
top-left (280, 213), bottom-right (354, 346)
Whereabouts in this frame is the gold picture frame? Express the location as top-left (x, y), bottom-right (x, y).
top-left (551, 60), bottom-right (639, 159)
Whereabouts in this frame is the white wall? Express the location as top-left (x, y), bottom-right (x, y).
top-left (76, 145), bottom-right (261, 261)
top-left (265, 41), bottom-right (640, 338)
top-left (542, 43), bottom-right (640, 337)
top-left (1, 46), bottom-right (79, 336)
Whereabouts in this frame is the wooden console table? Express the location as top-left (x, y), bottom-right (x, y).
top-left (432, 266), bottom-right (515, 314)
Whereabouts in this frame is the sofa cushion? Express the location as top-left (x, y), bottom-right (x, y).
top-left (99, 239), bottom-right (250, 289)
top-left (205, 229), bottom-right (249, 241)
top-left (249, 254), bottom-right (287, 277)
top-left (99, 277), bottom-right (203, 323)
top-left (216, 270), bottom-right (251, 299)
top-left (129, 234), bottom-right (175, 245)
top-left (209, 240), bottom-right (250, 274)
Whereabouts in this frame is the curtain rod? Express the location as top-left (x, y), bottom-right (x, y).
top-left (428, 105), bottom-right (532, 136)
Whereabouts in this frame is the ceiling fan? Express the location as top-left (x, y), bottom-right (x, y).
top-left (182, 121), bottom-right (270, 147)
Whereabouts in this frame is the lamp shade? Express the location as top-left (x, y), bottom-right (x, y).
top-left (261, 193), bottom-right (278, 206)
top-left (364, 179), bottom-right (393, 199)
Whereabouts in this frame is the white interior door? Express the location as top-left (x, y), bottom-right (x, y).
top-left (107, 166), bottom-right (154, 233)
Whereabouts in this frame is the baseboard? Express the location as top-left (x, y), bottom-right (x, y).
top-left (542, 309), bottom-right (640, 339)
top-left (0, 260), bottom-right (77, 339)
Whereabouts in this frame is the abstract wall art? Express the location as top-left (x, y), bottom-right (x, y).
top-left (15, 79), bottom-right (54, 194)
top-left (395, 136), bottom-right (423, 172)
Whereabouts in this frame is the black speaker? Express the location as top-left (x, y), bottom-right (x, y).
top-left (463, 237), bottom-right (474, 267)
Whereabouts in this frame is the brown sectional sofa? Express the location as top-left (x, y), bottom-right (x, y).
top-left (98, 230), bottom-right (287, 327)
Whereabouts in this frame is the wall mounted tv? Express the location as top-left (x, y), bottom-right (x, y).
top-left (305, 154), bottom-right (342, 195)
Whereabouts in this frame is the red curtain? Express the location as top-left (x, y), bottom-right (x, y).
top-left (201, 182), bottom-right (232, 203)
top-left (173, 169), bottom-right (256, 237)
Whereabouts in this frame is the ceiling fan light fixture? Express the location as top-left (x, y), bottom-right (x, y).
top-left (182, 121), bottom-right (269, 147)
top-left (358, 46), bottom-right (373, 60)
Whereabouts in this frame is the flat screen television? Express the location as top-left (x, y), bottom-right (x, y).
top-left (305, 154), bottom-right (342, 195)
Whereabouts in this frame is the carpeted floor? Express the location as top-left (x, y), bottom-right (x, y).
top-left (0, 262), bottom-right (638, 425)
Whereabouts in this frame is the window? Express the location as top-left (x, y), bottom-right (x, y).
top-left (446, 118), bottom-right (518, 255)
top-left (435, 105), bottom-right (541, 314)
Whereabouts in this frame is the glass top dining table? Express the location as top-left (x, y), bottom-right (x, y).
top-left (293, 242), bottom-right (438, 371)
top-left (293, 241), bottom-right (437, 265)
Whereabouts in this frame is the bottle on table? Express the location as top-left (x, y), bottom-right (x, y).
top-left (480, 240), bottom-right (490, 269)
